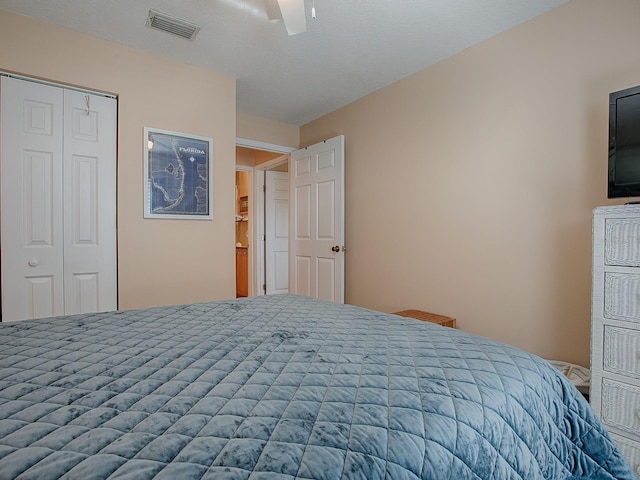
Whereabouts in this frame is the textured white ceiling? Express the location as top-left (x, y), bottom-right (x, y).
top-left (0, 0), bottom-right (567, 125)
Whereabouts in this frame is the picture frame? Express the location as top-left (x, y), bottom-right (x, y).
top-left (144, 127), bottom-right (213, 219)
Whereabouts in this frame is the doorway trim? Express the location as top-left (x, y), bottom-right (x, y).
top-left (236, 137), bottom-right (295, 155)
top-left (236, 137), bottom-right (294, 296)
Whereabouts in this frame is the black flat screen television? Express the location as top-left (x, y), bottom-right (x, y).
top-left (609, 85), bottom-right (640, 198)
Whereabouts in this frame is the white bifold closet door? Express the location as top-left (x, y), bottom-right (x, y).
top-left (1, 76), bottom-right (117, 322)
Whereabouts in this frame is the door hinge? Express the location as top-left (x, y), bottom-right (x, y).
top-left (263, 283), bottom-right (267, 292)
top-left (263, 184), bottom-right (266, 192)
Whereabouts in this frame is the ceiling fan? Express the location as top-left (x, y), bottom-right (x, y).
top-left (265, 0), bottom-right (309, 36)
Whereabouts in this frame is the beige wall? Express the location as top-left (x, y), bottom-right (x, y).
top-left (235, 146), bottom-right (284, 167)
top-left (301, 0), bottom-right (640, 366)
top-left (0, 10), bottom-right (237, 308)
top-left (236, 147), bottom-right (257, 167)
top-left (237, 112), bottom-right (299, 148)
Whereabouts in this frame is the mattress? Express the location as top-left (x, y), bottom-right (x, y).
top-left (0, 294), bottom-right (635, 479)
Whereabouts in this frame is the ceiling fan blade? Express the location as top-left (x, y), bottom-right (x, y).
top-left (276, 0), bottom-right (306, 35)
top-left (263, 0), bottom-right (282, 21)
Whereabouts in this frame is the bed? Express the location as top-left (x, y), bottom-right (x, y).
top-left (0, 294), bottom-right (634, 479)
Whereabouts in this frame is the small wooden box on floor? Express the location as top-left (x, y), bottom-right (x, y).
top-left (394, 309), bottom-right (457, 328)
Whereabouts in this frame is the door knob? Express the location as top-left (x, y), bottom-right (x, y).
top-left (331, 246), bottom-right (340, 252)
top-left (28, 258), bottom-right (39, 267)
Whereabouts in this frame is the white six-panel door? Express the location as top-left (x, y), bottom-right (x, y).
top-left (1, 76), bottom-right (117, 321)
top-left (290, 135), bottom-right (345, 303)
top-left (265, 170), bottom-right (289, 295)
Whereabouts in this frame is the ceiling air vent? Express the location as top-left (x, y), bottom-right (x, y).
top-left (146, 10), bottom-right (201, 41)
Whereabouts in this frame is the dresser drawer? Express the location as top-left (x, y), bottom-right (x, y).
top-left (604, 326), bottom-right (640, 379)
top-left (604, 273), bottom-right (640, 324)
top-left (611, 433), bottom-right (640, 478)
top-left (602, 379), bottom-right (640, 438)
top-left (605, 217), bottom-right (640, 266)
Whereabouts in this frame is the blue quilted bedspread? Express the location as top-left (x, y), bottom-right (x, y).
top-left (0, 295), bottom-right (634, 479)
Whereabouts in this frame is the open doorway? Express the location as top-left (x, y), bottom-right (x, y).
top-left (236, 143), bottom-right (292, 297)
top-left (235, 168), bottom-right (251, 297)
top-left (236, 136), bottom-right (345, 302)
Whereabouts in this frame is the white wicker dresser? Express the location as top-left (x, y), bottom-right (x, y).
top-left (592, 205), bottom-right (640, 476)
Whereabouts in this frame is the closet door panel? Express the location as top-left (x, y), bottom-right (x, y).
top-left (24, 150), bottom-right (55, 246)
top-left (1, 77), bottom-right (64, 321)
top-left (63, 89), bottom-right (117, 315)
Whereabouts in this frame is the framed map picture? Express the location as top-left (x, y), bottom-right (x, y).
top-left (144, 127), bottom-right (213, 219)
